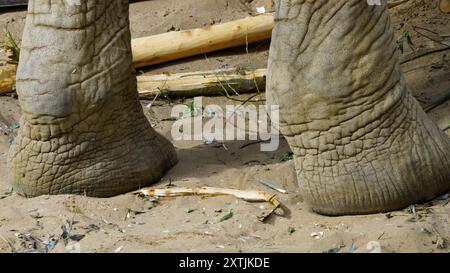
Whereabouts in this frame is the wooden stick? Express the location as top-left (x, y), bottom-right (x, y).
top-left (387, 0), bottom-right (410, 8)
top-left (131, 14), bottom-right (273, 68)
top-left (138, 186), bottom-right (274, 202)
top-left (423, 88), bottom-right (450, 113)
top-left (137, 67), bottom-right (266, 99)
top-left (137, 186), bottom-right (282, 222)
top-left (400, 46), bottom-right (450, 64)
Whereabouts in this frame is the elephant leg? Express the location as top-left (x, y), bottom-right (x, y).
top-left (8, 0), bottom-right (177, 197)
top-left (267, 0), bottom-right (450, 215)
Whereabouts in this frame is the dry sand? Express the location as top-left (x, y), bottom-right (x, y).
top-left (0, 0), bottom-right (449, 253)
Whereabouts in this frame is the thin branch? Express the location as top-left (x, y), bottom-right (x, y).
top-left (400, 46), bottom-right (450, 64)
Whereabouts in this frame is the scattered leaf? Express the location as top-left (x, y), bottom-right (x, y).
top-left (417, 227), bottom-right (432, 234)
top-left (310, 231), bottom-right (324, 239)
top-left (436, 237), bottom-right (447, 249)
top-left (69, 234), bottom-right (85, 242)
top-left (42, 236), bottom-right (58, 253)
top-left (288, 227), bottom-right (296, 234)
top-left (436, 193), bottom-right (449, 206)
top-left (82, 224), bottom-right (100, 233)
top-left (9, 122), bottom-right (19, 130)
top-left (29, 212), bottom-right (43, 219)
top-left (0, 189), bottom-right (13, 200)
top-left (183, 208), bottom-right (194, 214)
top-left (161, 117), bottom-right (178, 122)
top-left (256, 177), bottom-right (287, 194)
top-left (407, 204), bottom-right (417, 215)
top-left (348, 244), bottom-right (357, 253)
top-left (126, 209), bottom-right (146, 219)
top-left (220, 210), bottom-right (233, 222)
top-left (323, 245), bottom-right (341, 253)
top-left (403, 31), bottom-right (415, 52)
top-left (276, 152), bottom-right (293, 162)
top-left (60, 219), bottom-right (84, 245)
top-left (396, 31), bottom-right (415, 54)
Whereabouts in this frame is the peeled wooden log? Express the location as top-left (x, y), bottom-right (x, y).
top-left (131, 14), bottom-right (274, 68)
top-left (137, 68), bottom-right (266, 99)
top-left (0, 62), bottom-right (16, 95)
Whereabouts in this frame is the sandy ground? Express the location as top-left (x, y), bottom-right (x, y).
top-left (0, 0), bottom-right (449, 253)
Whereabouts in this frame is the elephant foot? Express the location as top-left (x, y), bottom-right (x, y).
top-left (291, 92), bottom-right (450, 216)
top-left (8, 92), bottom-right (178, 197)
top-left (267, 0), bottom-right (450, 215)
top-left (294, 97), bottom-right (450, 216)
top-left (7, 0), bottom-right (177, 197)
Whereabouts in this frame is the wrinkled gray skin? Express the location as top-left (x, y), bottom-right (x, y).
top-left (8, 0), bottom-right (177, 197)
top-left (267, 0), bottom-right (450, 215)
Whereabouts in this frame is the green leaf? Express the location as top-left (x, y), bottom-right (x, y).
top-left (129, 209), bottom-right (145, 216)
top-left (322, 245), bottom-right (341, 253)
top-left (348, 244), bottom-right (357, 253)
top-left (403, 31), bottom-right (415, 52)
top-left (288, 227), bottom-right (296, 234)
top-left (407, 205), bottom-right (417, 215)
top-left (220, 210), bottom-right (233, 222)
top-left (276, 152), bottom-right (294, 162)
top-left (187, 101), bottom-right (195, 116)
top-left (9, 122), bottom-right (19, 130)
top-left (4, 28), bottom-right (20, 61)
top-left (183, 208), bottom-right (194, 214)
top-left (0, 190), bottom-right (13, 200)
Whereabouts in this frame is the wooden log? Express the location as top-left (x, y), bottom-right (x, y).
top-left (131, 14), bottom-right (274, 68)
top-left (0, 62), bottom-right (16, 95)
top-left (137, 67), bottom-right (267, 99)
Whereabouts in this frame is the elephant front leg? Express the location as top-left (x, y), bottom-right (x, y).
top-left (7, 0), bottom-right (177, 197)
top-left (267, 0), bottom-right (450, 215)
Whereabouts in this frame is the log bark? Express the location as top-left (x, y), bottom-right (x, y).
top-left (137, 67), bottom-right (266, 99)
